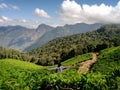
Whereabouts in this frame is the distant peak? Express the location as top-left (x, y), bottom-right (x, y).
top-left (38, 24), bottom-right (51, 27)
top-left (36, 24), bottom-right (54, 32)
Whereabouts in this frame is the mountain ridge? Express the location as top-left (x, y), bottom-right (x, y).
top-left (24, 23), bottom-right (103, 51)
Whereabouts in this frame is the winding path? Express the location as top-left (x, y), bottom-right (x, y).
top-left (78, 53), bottom-right (97, 74)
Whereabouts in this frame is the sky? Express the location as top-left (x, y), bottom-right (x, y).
top-left (0, 0), bottom-right (120, 28)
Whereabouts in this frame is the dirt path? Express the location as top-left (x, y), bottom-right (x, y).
top-left (78, 53), bottom-right (97, 74)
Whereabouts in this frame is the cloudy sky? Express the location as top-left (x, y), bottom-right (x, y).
top-left (0, 0), bottom-right (120, 28)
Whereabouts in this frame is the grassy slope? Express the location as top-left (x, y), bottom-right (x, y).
top-left (62, 53), bottom-right (92, 66)
top-left (0, 59), bottom-right (46, 89)
top-left (91, 46), bottom-right (120, 74)
top-left (0, 59), bottom-right (43, 71)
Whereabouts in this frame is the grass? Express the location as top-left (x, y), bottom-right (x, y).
top-left (0, 59), bottom-right (44, 71)
top-left (62, 53), bottom-right (92, 66)
top-left (0, 59), bottom-right (47, 90)
top-left (91, 46), bottom-right (120, 74)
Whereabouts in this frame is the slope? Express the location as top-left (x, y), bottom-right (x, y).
top-left (0, 59), bottom-right (45, 89)
top-left (91, 46), bottom-right (120, 74)
top-left (0, 59), bottom-right (43, 71)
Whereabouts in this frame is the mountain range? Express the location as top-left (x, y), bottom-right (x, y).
top-left (0, 23), bottom-right (102, 51)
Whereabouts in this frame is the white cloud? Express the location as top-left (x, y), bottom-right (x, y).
top-left (21, 19), bottom-right (27, 23)
top-left (0, 3), bottom-right (8, 9)
top-left (0, 17), bottom-right (41, 28)
top-left (34, 8), bottom-right (51, 19)
top-left (0, 3), bottom-right (19, 10)
top-left (0, 16), bottom-right (11, 23)
top-left (60, 0), bottom-right (120, 24)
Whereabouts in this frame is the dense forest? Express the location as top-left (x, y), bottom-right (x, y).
top-left (28, 24), bottom-right (120, 65)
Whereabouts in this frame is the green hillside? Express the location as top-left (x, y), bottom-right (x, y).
top-left (91, 46), bottom-right (120, 74)
top-left (0, 51), bottom-right (120, 89)
top-left (0, 59), bottom-right (43, 71)
top-left (29, 24), bottom-right (120, 65)
top-left (0, 59), bottom-right (45, 90)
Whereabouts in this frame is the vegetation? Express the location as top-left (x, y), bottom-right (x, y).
top-left (29, 24), bottom-right (120, 65)
top-left (0, 59), bottom-right (45, 90)
top-left (91, 46), bottom-right (120, 74)
top-left (0, 59), bottom-right (120, 90)
top-left (62, 53), bottom-right (92, 66)
top-left (1, 24), bottom-right (120, 89)
top-left (0, 46), bottom-right (32, 61)
top-left (1, 24), bottom-right (120, 66)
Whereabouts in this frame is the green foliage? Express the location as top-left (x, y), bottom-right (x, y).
top-left (38, 71), bottom-right (120, 90)
top-left (0, 59), bottom-right (45, 90)
top-left (0, 59), bottom-right (43, 70)
top-left (0, 46), bottom-right (32, 62)
top-left (0, 58), bottom-right (120, 90)
top-left (92, 46), bottom-right (120, 74)
top-left (62, 53), bottom-right (92, 66)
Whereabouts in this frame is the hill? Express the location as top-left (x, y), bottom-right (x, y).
top-left (91, 46), bottom-right (120, 74)
top-left (28, 24), bottom-right (120, 65)
top-left (24, 23), bottom-right (102, 51)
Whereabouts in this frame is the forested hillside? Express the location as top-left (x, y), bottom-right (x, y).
top-left (29, 24), bottom-right (120, 65)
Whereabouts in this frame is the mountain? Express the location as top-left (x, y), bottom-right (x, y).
top-left (28, 24), bottom-right (120, 65)
top-left (24, 23), bottom-right (102, 51)
top-left (36, 24), bottom-right (53, 32)
top-left (0, 24), bottom-right (54, 51)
